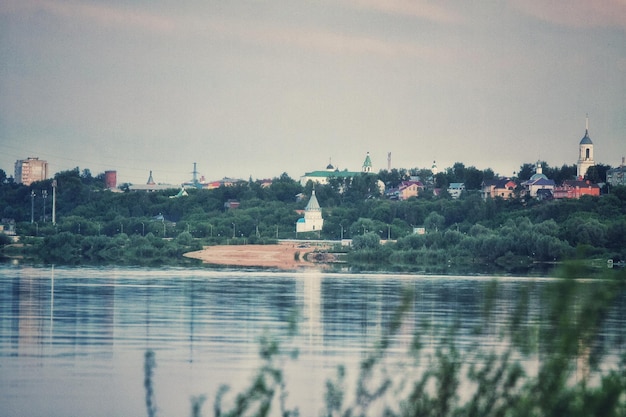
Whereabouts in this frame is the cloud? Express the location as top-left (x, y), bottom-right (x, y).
top-left (340, 0), bottom-right (464, 24)
top-left (2, 0), bottom-right (455, 60)
top-left (203, 18), bottom-right (446, 60)
top-left (1, 0), bottom-right (175, 33)
top-left (510, 0), bottom-right (626, 29)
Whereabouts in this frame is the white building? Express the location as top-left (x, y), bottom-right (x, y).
top-left (522, 161), bottom-right (556, 198)
top-left (577, 117), bottom-right (595, 179)
top-left (14, 157), bottom-right (48, 186)
top-left (447, 183), bottom-right (465, 199)
top-left (607, 157), bottom-right (626, 187)
top-left (300, 153), bottom-right (374, 186)
top-left (296, 190), bottom-right (324, 233)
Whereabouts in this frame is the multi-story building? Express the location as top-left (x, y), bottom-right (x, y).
top-left (14, 157), bottom-right (48, 186)
top-left (606, 157), bottom-right (626, 187)
top-left (386, 180), bottom-right (424, 200)
top-left (481, 178), bottom-right (517, 200)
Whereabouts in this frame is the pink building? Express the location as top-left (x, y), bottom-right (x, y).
top-left (553, 180), bottom-right (600, 199)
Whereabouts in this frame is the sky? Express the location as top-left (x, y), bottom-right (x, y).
top-left (1, 0), bottom-right (625, 185)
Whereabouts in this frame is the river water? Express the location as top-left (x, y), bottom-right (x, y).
top-left (1, 265), bottom-right (624, 416)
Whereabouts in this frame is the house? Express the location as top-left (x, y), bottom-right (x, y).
top-left (522, 162), bottom-right (555, 198)
top-left (606, 158), bottom-right (626, 187)
top-left (481, 178), bottom-right (517, 200)
top-left (553, 180), bottom-right (600, 199)
top-left (258, 179), bottom-right (273, 188)
top-left (207, 177), bottom-right (244, 189)
top-left (296, 190), bottom-right (324, 233)
top-left (524, 177), bottom-right (556, 198)
top-left (447, 183), bottom-right (465, 199)
top-left (223, 200), bottom-right (240, 210)
top-left (387, 180), bottom-right (424, 200)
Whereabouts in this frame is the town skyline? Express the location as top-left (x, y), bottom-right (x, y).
top-left (2, 1), bottom-right (625, 185)
top-left (3, 149), bottom-right (616, 189)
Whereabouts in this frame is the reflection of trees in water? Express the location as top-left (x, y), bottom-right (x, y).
top-left (207, 267), bottom-right (626, 416)
top-left (7, 267), bottom-right (116, 358)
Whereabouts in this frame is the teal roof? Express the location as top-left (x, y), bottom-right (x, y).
top-left (363, 153), bottom-right (372, 168)
top-left (303, 170), bottom-right (359, 178)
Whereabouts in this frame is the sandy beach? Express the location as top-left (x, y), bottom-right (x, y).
top-left (184, 242), bottom-right (325, 269)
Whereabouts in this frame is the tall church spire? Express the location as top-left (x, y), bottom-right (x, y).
top-left (362, 152), bottom-right (372, 173)
top-left (577, 114), bottom-right (595, 178)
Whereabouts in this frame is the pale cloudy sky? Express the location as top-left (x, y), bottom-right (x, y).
top-left (1, 0), bottom-right (625, 185)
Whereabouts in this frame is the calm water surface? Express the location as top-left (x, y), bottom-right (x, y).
top-left (1, 265), bottom-right (624, 416)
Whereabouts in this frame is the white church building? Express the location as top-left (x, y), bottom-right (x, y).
top-left (296, 190), bottom-right (324, 233)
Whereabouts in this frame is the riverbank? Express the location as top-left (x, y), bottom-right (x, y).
top-left (183, 242), bottom-right (327, 269)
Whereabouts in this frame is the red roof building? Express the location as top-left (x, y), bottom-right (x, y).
top-left (553, 180), bottom-right (600, 199)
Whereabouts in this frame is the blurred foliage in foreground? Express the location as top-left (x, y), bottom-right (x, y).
top-left (144, 264), bottom-right (626, 417)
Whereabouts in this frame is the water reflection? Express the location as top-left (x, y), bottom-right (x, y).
top-left (0, 266), bottom-right (624, 416)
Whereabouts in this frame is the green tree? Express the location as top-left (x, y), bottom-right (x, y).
top-left (377, 168), bottom-right (407, 188)
top-left (351, 232), bottom-right (380, 250)
top-left (424, 212), bottom-right (445, 232)
top-left (269, 173), bottom-right (302, 202)
top-left (517, 163), bottom-right (536, 181)
top-left (585, 163), bottom-right (611, 183)
top-left (464, 166), bottom-right (483, 190)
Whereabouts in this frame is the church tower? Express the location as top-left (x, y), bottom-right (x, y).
top-left (431, 160), bottom-right (438, 176)
top-left (362, 152), bottom-right (372, 173)
top-left (296, 190), bottom-right (324, 233)
top-left (577, 115), bottom-right (595, 179)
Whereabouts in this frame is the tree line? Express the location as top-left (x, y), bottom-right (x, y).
top-left (0, 164), bottom-right (624, 270)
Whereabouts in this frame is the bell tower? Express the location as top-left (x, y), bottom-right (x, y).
top-left (577, 115), bottom-right (595, 179)
top-left (362, 152), bottom-right (372, 173)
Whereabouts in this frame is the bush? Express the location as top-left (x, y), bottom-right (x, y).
top-left (0, 233), bottom-right (12, 247)
top-left (351, 232), bottom-right (381, 250)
